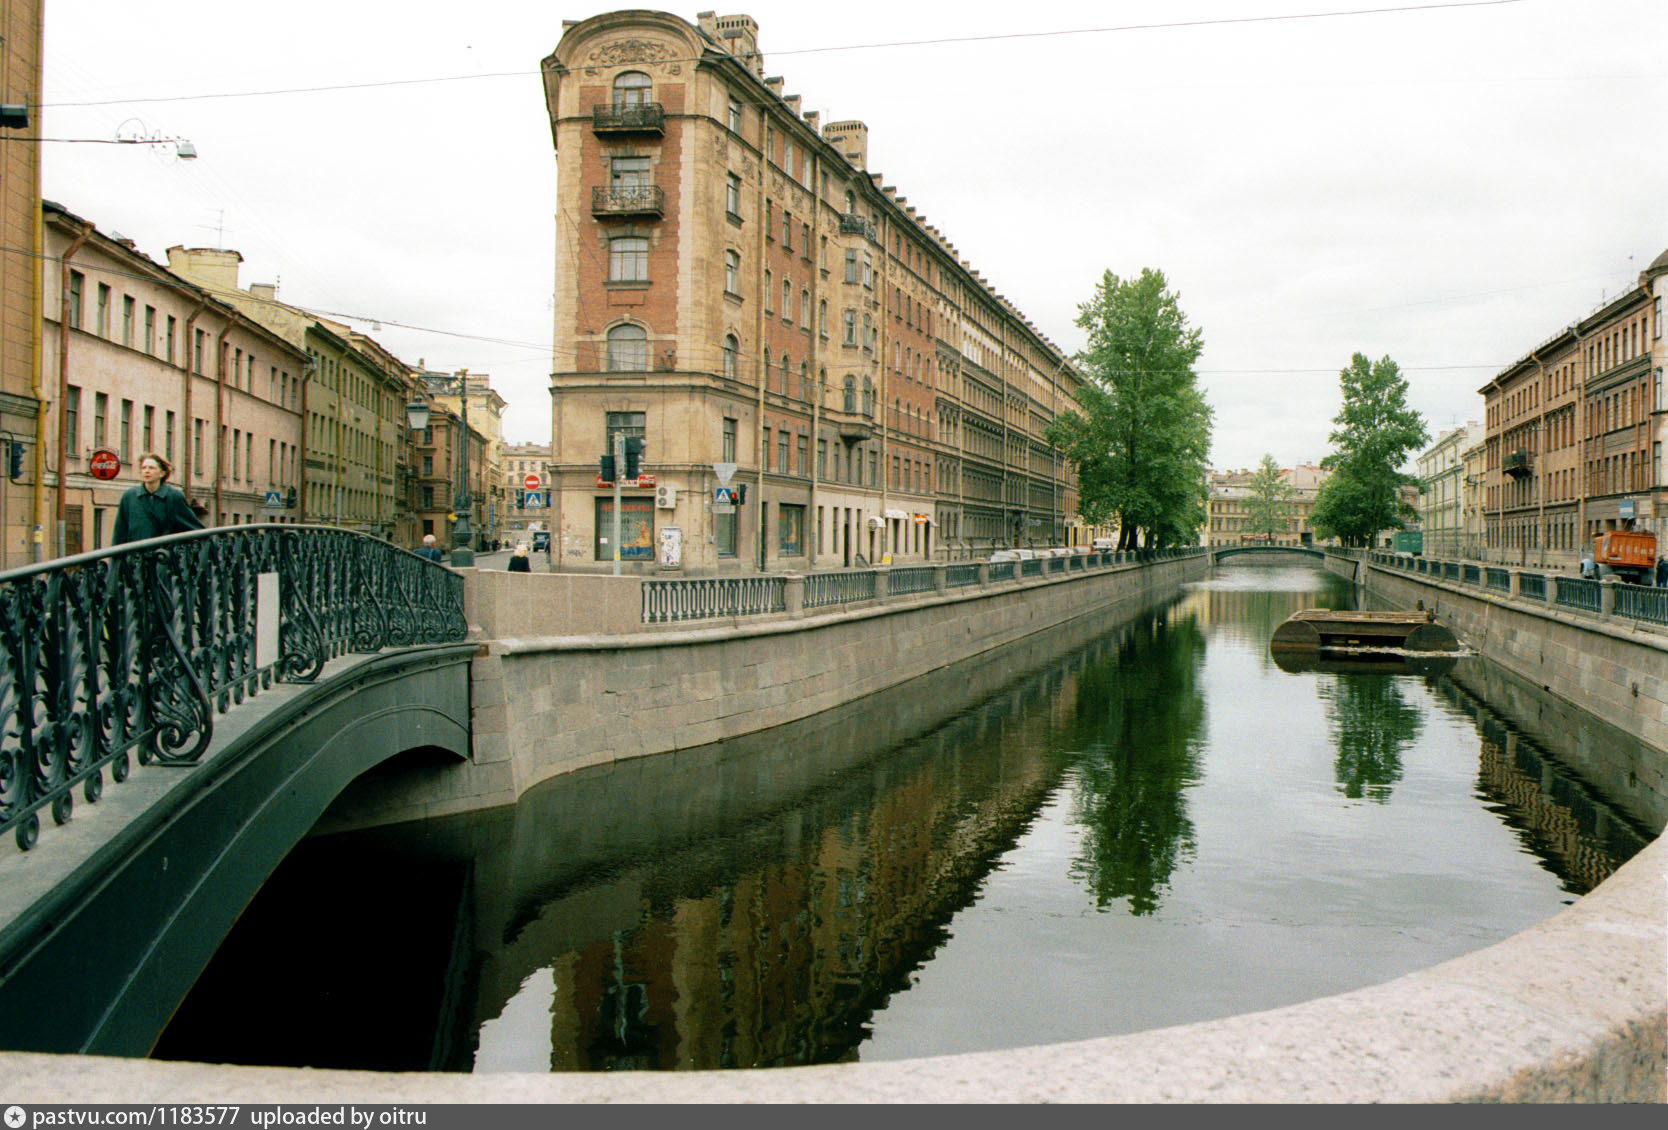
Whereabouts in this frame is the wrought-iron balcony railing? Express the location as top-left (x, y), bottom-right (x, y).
top-left (837, 213), bottom-right (874, 239)
top-left (1503, 450), bottom-right (1532, 478)
top-left (0, 525), bottom-right (467, 853)
top-left (591, 101), bottom-right (664, 134)
top-left (591, 184), bottom-right (665, 218)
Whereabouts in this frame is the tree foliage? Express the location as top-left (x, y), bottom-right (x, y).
top-left (1309, 353), bottom-right (1428, 548)
top-left (1243, 454), bottom-right (1296, 541)
top-left (1046, 269), bottom-right (1212, 550)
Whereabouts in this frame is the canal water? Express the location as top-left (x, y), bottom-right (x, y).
top-left (154, 564), bottom-right (1657, 1072)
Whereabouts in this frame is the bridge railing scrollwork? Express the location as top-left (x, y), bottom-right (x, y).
top-left (0, 525), bottom-right (466, 852)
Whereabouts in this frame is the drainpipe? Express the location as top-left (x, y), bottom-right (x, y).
top-left (754, 155), bottom-right (767, 572)
top-left (29, 203), bottom-right (50, 563)
top-left (213, 324), bottom-right (231, 524)
top-left (52, 220), bottom-right (92, 558)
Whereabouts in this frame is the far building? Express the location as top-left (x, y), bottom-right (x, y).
top-left (1205, 463), bottom-right (1331, 549)
top-left (502, 440), bottom-right (553, 546)
top-left (1416, 423), bottom-right (1479, 560)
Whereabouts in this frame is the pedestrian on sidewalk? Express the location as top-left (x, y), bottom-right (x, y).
top-left (507, 542), bottom-right (532, 572)
top-left (112, 453), bottom-right (204, 545)
top-left (414, 534), bottom-right (445, 563)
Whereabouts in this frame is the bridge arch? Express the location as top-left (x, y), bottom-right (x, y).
top-left (1210, 544), bottom-right (1328, 565)
top-left (0, 645), bottom-right (475, 1057)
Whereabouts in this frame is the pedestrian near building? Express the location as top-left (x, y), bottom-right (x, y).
top-left (1655, 556), bottom-right (1666, 588)
top-left (112, 453), bottom-right (204, 545)
top-left (414, 534), bottom-right (445, 563)
top-left (507, 543), bottom-right (531, 572)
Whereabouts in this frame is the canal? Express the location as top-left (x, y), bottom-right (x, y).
top-left (154, 563), bottom-right (1657, 1072)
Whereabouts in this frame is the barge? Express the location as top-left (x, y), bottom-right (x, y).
top-left (1269, 608), bottom-right (1458, 653)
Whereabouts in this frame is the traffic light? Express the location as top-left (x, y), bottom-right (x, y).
top-left (284, 486), bottom-right (297, 509)
top-left (7, 440), bottom-right (23, 481)
top-left (623, 436), bottom-right (645, 481)
top-left (516, 489), bottom-right (526, 508)
top-left (599, 454), bottom-right (616, 482)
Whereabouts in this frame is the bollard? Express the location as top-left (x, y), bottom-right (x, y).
top-left (1600, 576), bottom-right (1618, 617)
top-left (784, 575), bottom-right (805, 618)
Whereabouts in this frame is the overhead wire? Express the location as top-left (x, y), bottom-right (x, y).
top-left (39, 0), bottom-right (1534, 110)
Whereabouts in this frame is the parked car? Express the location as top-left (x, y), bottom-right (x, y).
top-left (531, 530), bottom-right (550, 552)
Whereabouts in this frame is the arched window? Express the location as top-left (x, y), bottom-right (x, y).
top-left (606, 324), bottom-right (647, 372)
top-left (780, 353), bottom-right (791, 394)
top-left (843, 375), bottom-right (856, 413)
top-left (844, 189), bottom-right (856, 214)
top-left (723, 335), bottom-right (739, 380)
top-left (799, 361), bottom-right (809, 401)
top-left (612, 71), bottom-right (652, 107)
top-left (862, 377), bottom-right (874, 416)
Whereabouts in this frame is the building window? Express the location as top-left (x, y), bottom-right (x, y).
top-left (781, 210), bottom-right (792, 248)
top-left (800, 290), bottom-right (810, 328)
top-left (612, 70), bottom-right (651, 106)
top-left (63, 386), bottom-right (80, 455)
top-left (796, 434), bottom-right (808, 476)
top-left (779, 503), bottom-right (804, 556)
top-left (595, 496), bottom-right (654, 561)
top-left (724, 250), bottom-right (740, 295)
top-left (93, 392), bottom-right (108, 448)
top-left (68, 271), bottom-right (83, 328)
top-left (143, 405), bottom-right (154, 452)
top-left (144, 306), bottom-right (156, 354)
top-left (119, 399), bottom-right (132, 461)
top-left (96, 284), bottom-right (110, 337)
top-left (606, 324), bottom-right (648, 372)
top-left (781, 279), bottom-right (791, 318)
top-left (611, 155), bottom-right (651, 191)
top-left (819, 300), bottom-right (828, 338)
top-left (606, 412), bottom-right (645, 455)
top-left (723, 334), bottom-right (738, 380)
top-left (764, 270), bottom-right (772, 312)
top-left (121, 296), bottom-right (134, 346)
top-left (844, 249), bottom-right (857, 284)
top-left (165, 410), bottom-right (175, 461)
top-left (726, 173), bottom-right (741, 218)
top-left (722, 417), bottom-right (737, 463)
top-left (727, 96), bottom-right (742, 132)
top-left (843, 310), bottom-right (855, 346)
top-left (609, 236), bottom-right (648, 282)
top-left (716, 506), bottom-right (737, 557)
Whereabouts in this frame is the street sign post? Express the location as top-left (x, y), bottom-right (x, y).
top-left (712, 462), bottom-right (736, 486)
top-left (523, 472), bottom-right (541, 491)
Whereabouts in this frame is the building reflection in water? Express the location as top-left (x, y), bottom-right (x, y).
top-left (156, 573), bottom-right (1655, 1074)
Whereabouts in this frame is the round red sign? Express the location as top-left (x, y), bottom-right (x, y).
top-left (89, 448), bottom-right (121, 481)
top-left (523, 472), bottom-right (541, 490)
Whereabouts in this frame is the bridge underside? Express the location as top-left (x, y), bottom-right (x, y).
top-left (1211, 546), bottom-right (1327, 564)
top-left (0, 645), bottom-right (475, 1057)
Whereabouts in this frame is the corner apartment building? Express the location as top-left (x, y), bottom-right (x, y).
top-left (1204, 463), bottom-right (1329, 549)
top-left (541, 10), bottom-right (1081, 573)
top-left (40, 203), bottom-right (306, 554)
top-left (1479, 250), bottom-right (1666, 570)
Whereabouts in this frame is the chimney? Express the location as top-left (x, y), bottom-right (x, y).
top-left (823, 119), bottom-right (868, 170)
top-left (165, 246), bottom-right (244, 292)
top-left (250, 283), bottom-right (278, 301)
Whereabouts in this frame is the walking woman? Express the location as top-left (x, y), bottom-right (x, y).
top-left (507, 542), bottom-right (532, 572)
top-left (112, 452), bottom-right (204, 545)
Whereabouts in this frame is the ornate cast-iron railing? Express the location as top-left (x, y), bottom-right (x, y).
top-left (641, 576), bottom-right (787, 623)
top-left (887, 567), bottom-right (937, 596)
top-left (1365, 549), bottom-right (1668, 626)
top-left (0, 525), bottom-right (467, 852)
top-left (804, 570), bottom-right (877, 610)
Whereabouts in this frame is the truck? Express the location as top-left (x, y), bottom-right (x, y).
top-left (1392, 530), bottom-right (1423, 556)
top-left (1592, 530), bottom-right (1657, 584)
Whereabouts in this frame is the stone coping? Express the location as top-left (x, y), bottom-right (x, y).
top-left (3, 832), bottom-right (1660, 1103)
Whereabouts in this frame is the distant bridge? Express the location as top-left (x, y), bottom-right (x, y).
top-left (1210, 544), bottom-right (1328, 565)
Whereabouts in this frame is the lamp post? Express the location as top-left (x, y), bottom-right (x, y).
top-left (405, 368), bottom-right (473, 566)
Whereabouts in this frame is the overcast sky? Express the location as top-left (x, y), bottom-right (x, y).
top-left (39, 0), bottom-right (1668, 468)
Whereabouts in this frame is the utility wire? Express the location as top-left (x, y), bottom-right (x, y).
top-left (39, 0), bottom-right (1528, 110)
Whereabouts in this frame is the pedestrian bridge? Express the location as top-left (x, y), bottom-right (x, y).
top-left (1210, 543), bottom-right (1327, 564)
top-left (0, 526), bottom-right (471, 1056)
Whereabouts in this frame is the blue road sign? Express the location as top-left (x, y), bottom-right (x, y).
top-left (263, 491), bottom-right (283, 509)
top-left (714, 487), bottom-right (735, 505)
top-left (524, 491), bottom-right (547, 507)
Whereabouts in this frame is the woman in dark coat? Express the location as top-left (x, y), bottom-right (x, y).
top-left (112, 452), bottom-right (204, 545)
top-left (507, 542), bottom-right (532, 572)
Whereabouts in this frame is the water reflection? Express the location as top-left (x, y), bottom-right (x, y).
top-left (155, 566), bottom-right (1658, 1073)
top-left (1319, 674), bottom-right (1421, 802)
top-left (1066, 613), bottom-right (1206, 915)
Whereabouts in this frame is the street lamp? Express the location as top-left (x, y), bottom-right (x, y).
top-left (405, 369), bottom-right (474, 566)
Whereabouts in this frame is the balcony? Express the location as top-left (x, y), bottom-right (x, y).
top-left (592, 184), bottom-right (664, 219)
top-left (837, 213), bottom-right (874, 240)
top-left (1503, 450), bottom-right (1532, 478)
top-left (591, 102), bottom-right (664, 135)
top-left (831, 396), bottom-right (875, 442)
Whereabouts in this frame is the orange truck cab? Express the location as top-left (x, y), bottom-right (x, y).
top-left (1592, 530), bottom-right (1658, 584)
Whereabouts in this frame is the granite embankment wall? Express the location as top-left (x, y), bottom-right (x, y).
top-left (1324, 552), bottom-right (1668, 830)
top-left (322, 555), bottom-right (1208, 829)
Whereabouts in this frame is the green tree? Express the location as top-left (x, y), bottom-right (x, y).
top-left (1243, 454), bottom-right (1296, 542)
top-left (1046, 269), bottom-right (1212, 550)
top-left (1309, 353), bottom-right (1428, 548)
